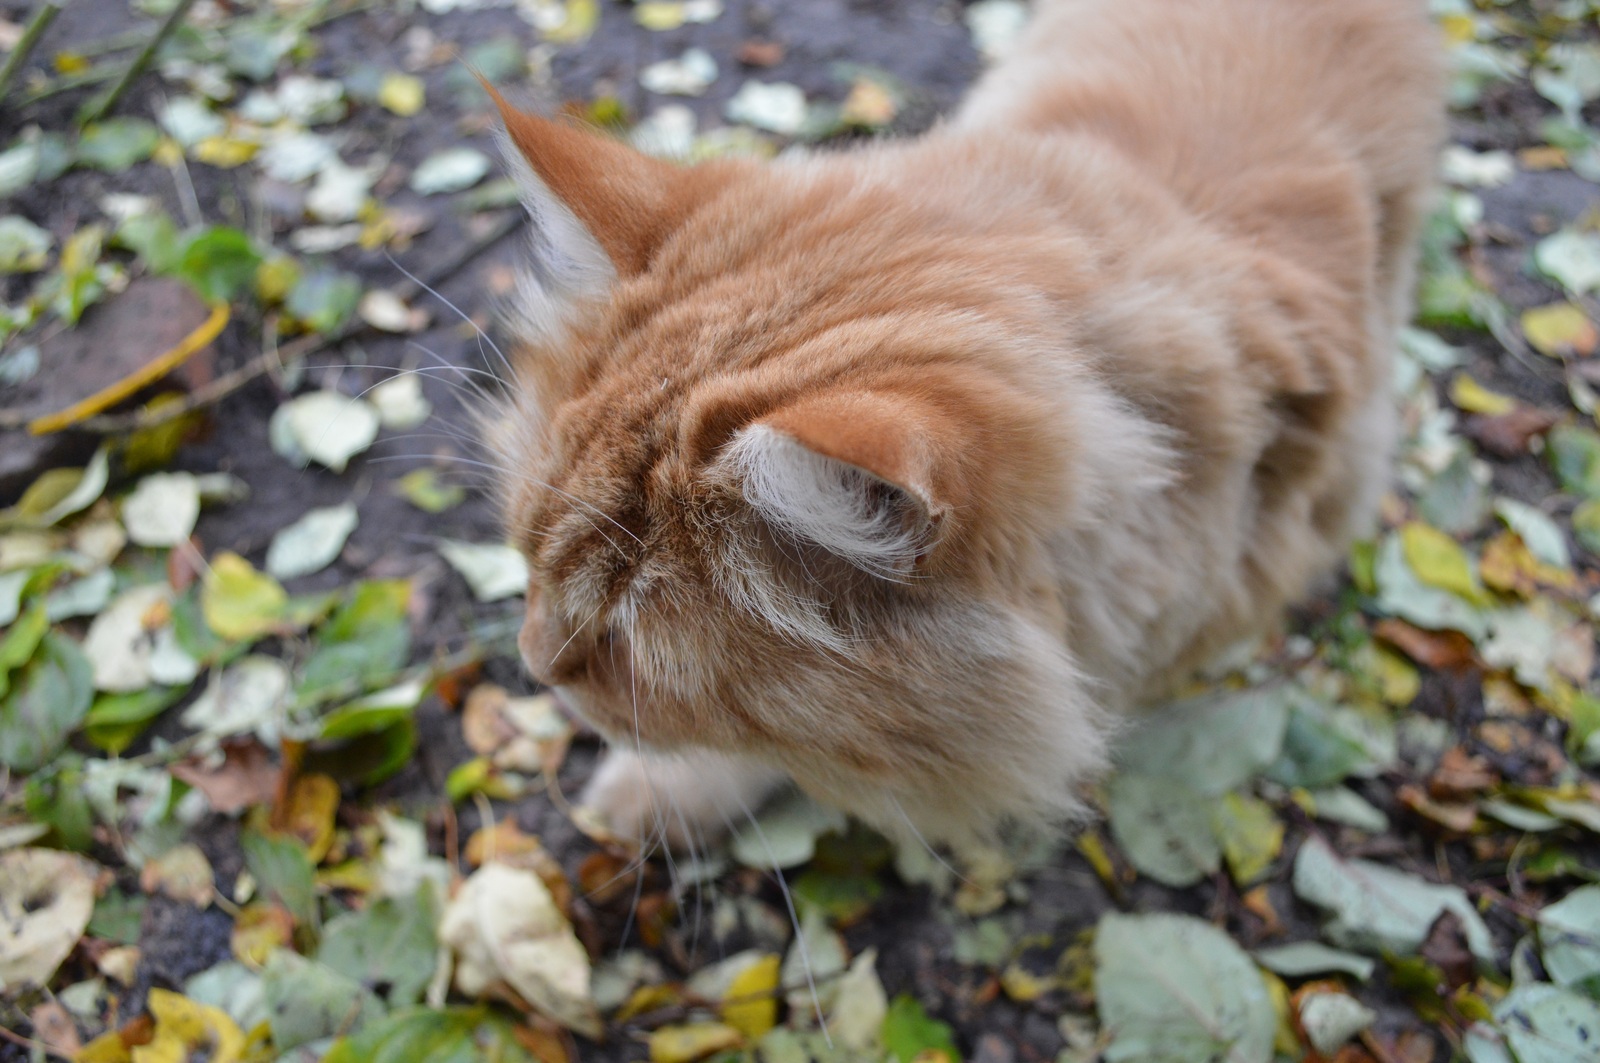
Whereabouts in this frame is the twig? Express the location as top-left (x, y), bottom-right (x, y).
top-left (78, 0), bottom-right (198, 125)
top-left (0, 0), bottom-right (63, 102)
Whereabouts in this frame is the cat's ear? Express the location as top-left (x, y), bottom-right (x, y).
top-left (723, 393), bottom-right (959, 579)
top-left (485, 86), bottom-right (721, 312)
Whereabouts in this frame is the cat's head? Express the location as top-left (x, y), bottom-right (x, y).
top-left (484, 95), bottom-right (1137, 846)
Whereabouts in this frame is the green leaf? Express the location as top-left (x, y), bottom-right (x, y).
top-left (84, 685), bottom-right (186, 754)
top-left (241, 828), bottom-right (319, 928)
top-left (1211, 792), bottom-right (1283, 886)
top-left (23, 758), bottom-right (94, 851)
top-left (0, 215), bottom-right (52, 273)
top-left (1265, 697), bottom-right (1377, 789)
top-left (287, 269), bottom-right (362, 333)
top-left (262, 949), bottom-right (386, 1050)
top-left (318, 885), bottom-right (442, 1007)
top-left (0, 601), bottom-right (50, 696)
top-left (1094, 912), bottom-right (1276, 1063)
top-left (87, 887), bottom-right (148, 945)
top-left (76, 118), bottom-right (161, 171)
top-left (0, 632), bottom-right (93, 772)
top-left (1292, 835), bottom-right (1495, 962)
top-left (1107, 773), bottom-right (1221, 888)
top-left (881, 994), bottom-right (961, 1063)
top-left (175, 226), bottom-right (262, 303)
top-left (394, 469), bottom-right (465, 513)
top-left (1464, 984), bottom-right (1600, 1063)
top-left (115, 212), bottom-right (182, 273)
top-left (298, 581), bottom-right (412, 704)
top-left (1253, 942), bottom-right (1375, 982)
top-left (1118, 687), bottom-right (1291, 796)
top-left (1548, 424), bottom-right (1600, 500)
top-left (322, 1006), bottom-right (539, 1063)
top-left (1535, 885), bottom-right (1600, 992)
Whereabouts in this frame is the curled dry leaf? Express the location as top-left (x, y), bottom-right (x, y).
top-left (0, 847), bottom-right (98, 991)
top-left (439, 862), bottom-right (602, 1037)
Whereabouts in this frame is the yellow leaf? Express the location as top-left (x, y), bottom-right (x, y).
top-left (54, 51), bottom-right (90, 74)
top-left (1261, 969), bottom-right (1300, 1058)
top-left (1437, 13), bottom-right (1477, 47)
top-left (193, 135), bottom-right (259, 168)
top-left (634, 2), bottom-right (686, 30)
top-left (131, 989), bottom-right (243, 1063)
top-left (544, 0), bottom-right (599, 43)
top-left (648, 1022), bottom-right (744, 1063)
top-left (29, 302), bottom-right (228, 435)
top-left (1448, 373), bottom-right (1515, 416)
top-left (201, 552), bottom-right (288, 642)
top-left (1400, 522), bottom-right (1484, 603)
top-left (720, 953), bottom-right (780, 1039)
top-left (277, 773), bottom-right (340, 862)
top-left (1522, 303), bottom-right (1598, 358)
top-left (378, 73), bottom-right (425, 116)
top-left (1212, 792), bottom-right (1284, 886)
top-left (152, 138), bottom-right (183, 168)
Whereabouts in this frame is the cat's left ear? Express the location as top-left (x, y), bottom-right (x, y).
top-left (485, 87), bottom-right (736, 316)
top-left (722, 392), bottom-right (964, 579)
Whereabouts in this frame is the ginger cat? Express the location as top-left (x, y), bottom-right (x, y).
top-left (486, 0), bottom-right (1444, 853)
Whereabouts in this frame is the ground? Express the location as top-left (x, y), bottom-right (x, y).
top-left (1, 2), bottom-right (1599, 1062)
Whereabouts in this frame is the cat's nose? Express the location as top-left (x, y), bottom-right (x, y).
top-left (517, 609), bottom-right (553, 684)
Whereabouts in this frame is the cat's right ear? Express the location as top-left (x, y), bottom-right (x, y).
top-left (483, 84), bottom-right (733, 331)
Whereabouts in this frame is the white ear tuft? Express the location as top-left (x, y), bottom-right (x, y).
top-left (496, 129), bottom-right (617, 340)
top-left (724, 425), bottom-right (935, 580)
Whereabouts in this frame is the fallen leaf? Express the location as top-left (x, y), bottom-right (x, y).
top-left (881, 994), bottom-right (961, 1063)
top-left (1522, 303), bottom-right (1598, 358)
top-left (270, 390), bottom-right (381, 473)
top-left (438, 540), bottom-right (529, 602)
top-left (1535, 228), bottom-right (1600, 296)
top-left (265, 503), bottom-right (359, 580)
top-left (0, 848), bottom-right (97, 991)
top-left (378, 72), bottom-right (426, 116)
top-left (171, 740), bottom-right (279, 814)
top-left (1294, 986), bottom-right (1376, 1057)
top-left (1094, 912), bottom-right (1275, 1063)
top-left (439, 862), bottom-right (601, 1036)
top-left (1292, 835), bottom-right (1494, 962)
top-left (1463, 983), bottom-right (1600, 1063)
top-left (140, 843), bottom-right (215, 907)
top-left (725, 81), bottom-right (808, 135)
top-left (1449, 374), bottom-right (1516, 415)
top-left (1369, 614), bottom-right (1478, 665)
top-left (649, 1023), bottom-right (744, 1063)
top-left (202, 552), bottom-right (288, 642)
top-left (369, 374), bottom-right (432, 429)
top-left (1399, 522), bottom-right (1484, 602)
top-left (1253, 942), bottom-right (1375, 982)
top-left (410, 147), bottom-right (492, 194)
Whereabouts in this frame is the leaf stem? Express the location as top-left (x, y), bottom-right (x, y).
top-left (78, 0), bottom-right (199, 126)
top-left (0, 1), bottom-right (64, 103)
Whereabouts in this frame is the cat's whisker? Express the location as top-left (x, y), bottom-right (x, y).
top-left (887, 792), bottom-right (971, 887)
top-left (383, 250), bottom-right (514, 384)
top-left (728, 796), bottom-right (830, 1043)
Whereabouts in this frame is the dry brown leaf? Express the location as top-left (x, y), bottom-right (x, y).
top-left (1372, 619), bottom-right (1476, 670)
top-left (170, 740), bottom-right (279, 814)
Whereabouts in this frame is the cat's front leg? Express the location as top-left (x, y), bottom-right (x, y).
top-left (580, 748), bottom-right (788, 852)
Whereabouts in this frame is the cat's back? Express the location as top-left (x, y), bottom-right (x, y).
top-left (956, 0), bottom-right (1442, 214)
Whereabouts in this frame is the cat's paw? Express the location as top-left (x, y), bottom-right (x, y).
top-left (579, 749), bottom-right (787, 852)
